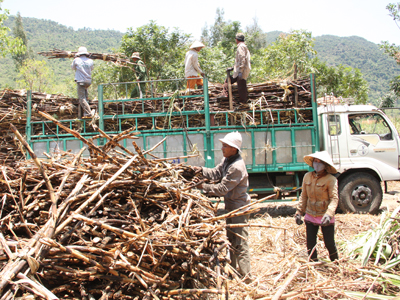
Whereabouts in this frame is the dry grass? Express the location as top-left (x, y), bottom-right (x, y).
top-left (222, 201), bottom-right (399, 299)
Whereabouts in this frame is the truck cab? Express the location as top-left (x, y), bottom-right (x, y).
top-left (318, 104), bottom-right (400, 213)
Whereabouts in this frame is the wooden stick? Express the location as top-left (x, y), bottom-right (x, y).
top-left (54, 155), bottom-right (138, 235)
top-left (271, 264), bottom-right (301, 300)
top-left (37, 111), bottom-right (133, 175)
top-left (10, 124), bottom-right (57, 232)
top-left (202, 194), bottom-right (276, 223)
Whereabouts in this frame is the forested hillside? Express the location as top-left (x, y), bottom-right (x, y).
top-left (0, 16), bottom-right (123, 91)
top-left (314, 35), bottom-right (400, 102)
top-left (0, 16), bottom-right (399, 103)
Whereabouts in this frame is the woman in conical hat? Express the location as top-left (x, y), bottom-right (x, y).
top-left (295, 151), bottom-right (339, 262)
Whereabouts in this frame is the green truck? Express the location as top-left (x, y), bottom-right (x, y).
top-left (26, 74), bottom-right (400, 214)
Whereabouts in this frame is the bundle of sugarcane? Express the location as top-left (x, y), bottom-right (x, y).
top-left (38, 49), bottom-right (136, 68)
top-left (0, 77), bottom-right (313, 166)
top-left (0, 114), bottom-right (269, 299)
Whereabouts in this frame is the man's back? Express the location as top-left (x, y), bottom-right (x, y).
top-left (72, 56), bottom-right (94, 82)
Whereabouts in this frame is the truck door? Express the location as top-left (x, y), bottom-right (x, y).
top-left (347, 112), bottom-right (399, 169)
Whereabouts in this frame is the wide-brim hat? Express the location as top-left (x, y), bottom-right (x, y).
top-left (219, 131), bottom-right (242, 153)
top-left (190, 41), bottom-right (205, 49)
top-left (131, 52), bottom-right (141, 59)
top-left (303, 151), bottom-right (337, 174)
top-left (75, 46), bottom-right (89, 57)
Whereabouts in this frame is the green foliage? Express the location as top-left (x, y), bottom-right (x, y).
top-left (386, 2), bottom-right (400, 27)
top-left (251, 30), bottom-right (317, 81)
top-left (342, 206), bottom-right (400, 297)
top-left (11, 12), bottom-right (30, 69)
top-left (201, 8), bottom-right (240, 58)
top-left (0, 1), bottom-right (25, 58)
top-left (17, 58), bottom-right (53, 92)
top-left (198, 43), bottom-right (232, 83)
top-left (244, 17), bottom-right (268, 54)
top-left (378, 3), bottom-right (400, 62)
top-left (316, 35), bottom-right (400, 103)
top-left (121, 21), bottom-right (189, 83)
top-left (0, 16), bottom-right (123, 95)
top-left (378, 91), bottom-right (397, 108)
top-left (315, 60), bottom-right (369, 104)
top-left (0, 13), bottom-right (398, 105)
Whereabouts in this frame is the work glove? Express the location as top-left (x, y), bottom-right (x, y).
top-left (238, 72), bottom-right (243, 80)
top-left (295, 214), bottom-right (303, 225)
top-left (321, 214), bottom-right (331, 226)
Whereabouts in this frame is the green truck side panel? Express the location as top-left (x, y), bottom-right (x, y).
top-left (26, 75), bottom-right (318, 195)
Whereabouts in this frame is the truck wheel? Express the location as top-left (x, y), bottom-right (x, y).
top-left (338, 173), bottom-right (382, 214)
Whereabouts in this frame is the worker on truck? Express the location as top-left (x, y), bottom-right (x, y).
top-left (130, 52), bottom-right (147, 98)
top-left (71, 46), bottom-right (94, 118)
top-left (184, 41), bottom-right (205, 91)
top-left (221, 33), bottom-right (251, 103)
top-left (193, 131), bottom-right (252, 282)
top-left (295, 151), bottom-right (339, 262)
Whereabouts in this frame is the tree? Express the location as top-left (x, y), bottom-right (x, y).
top-left (244, 17), bottom-right (268, 54)
top-left (378, 91), bottom-right (397, 108)
top-left (12, 12), bottom-right (30, 69)
top-left (197, 43), bottom-right (232, 83)
top-left (120, 21), bottom-right (190, 82)
top-left (17, 59), bottom-right (53, 92)
top-left (251, 30), bottom-right (317, 81)
top-left (201, 8), bottom-right (241, 57)
top-left (315, 60), bottom-right (369, 104)
top-left (379, 3), bottom-right (400, 100)
top-left (0, 0), bottom-right (25, 57)
top-left (380, 4), bottom-right (400, 63)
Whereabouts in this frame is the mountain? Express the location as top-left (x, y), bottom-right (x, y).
top-left (0, 16), bottom-right (399, 103)
top-left (0, 16), bottom-right (123, 91)
top-left (314, 35), bottom-right (400, 102)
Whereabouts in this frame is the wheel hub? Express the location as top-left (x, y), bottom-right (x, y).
top-left (351, 185), bottom-right (372, 208)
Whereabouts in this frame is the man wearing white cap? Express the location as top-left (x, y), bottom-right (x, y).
top-left (193, 131), bottom-right (252, 281)
top-left (295, 151), bottom-right (339, 262)
top-left (184, 41), bottom-right (205, 90)
top-left (71, 46), bottom-right (94, 118)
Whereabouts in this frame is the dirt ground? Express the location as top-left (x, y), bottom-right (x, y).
top-left (220, 181), bottom-right (400, 299)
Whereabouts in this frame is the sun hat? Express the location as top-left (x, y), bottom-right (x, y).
top-left (303, 151), bottom-right (337, 174)
top-left (75, 46), bottom-right (89, 57)
top-left (235, 33), bottom-right (245, 41)
top-left (219, 131), bottom-right (242, 152)
top-left (190, 41), bottom-right (205, 50)
top-left (131, 52), bottom-right (141, 59)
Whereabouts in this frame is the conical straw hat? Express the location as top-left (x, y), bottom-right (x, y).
top-left (303, 151), bottom-right (337, 174)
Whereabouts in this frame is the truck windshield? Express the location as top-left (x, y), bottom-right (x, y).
top-left (348, 113), bottom-right (392, 140)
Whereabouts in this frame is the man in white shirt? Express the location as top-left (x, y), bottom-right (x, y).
top-left (184, 41), bottom-right (205, 90)
top-left (71, 46), bottom-right (94, 118)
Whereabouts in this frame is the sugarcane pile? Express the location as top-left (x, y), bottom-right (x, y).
top-left (38, 49), bottom-right (136, 69)
top-left (98, 78), bottom-right (312, 132)
top-left (0, 77), bottom-right (312, 165)
top-left (0, 89), bottom-right (79, 165)
top-left (1, 116), bottom-right (264, 299)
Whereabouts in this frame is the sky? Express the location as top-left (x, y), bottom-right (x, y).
top-left (2, 0), bottom-right (400, 45)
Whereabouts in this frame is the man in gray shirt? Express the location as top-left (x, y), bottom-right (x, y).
top-left (71, 47), bottom-right (94, 118)
top-left (193, 131), bottom-right (252, 281)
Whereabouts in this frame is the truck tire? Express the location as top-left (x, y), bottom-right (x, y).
top-left (338, 173), bottom-right (382, 214)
